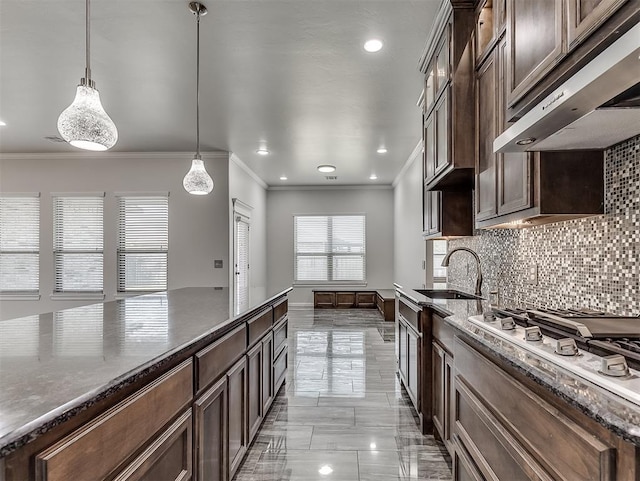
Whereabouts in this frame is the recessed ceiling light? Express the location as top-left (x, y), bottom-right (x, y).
top-left (256, 148), bottom-right (270, 155)
top-left (0, 120), bottom-right (6, 126)
top-left (369, 174), bottom-right (378, 180)
top-left (318, 465), bottom-right (333, 475)
top-left (364, 39), bottom-right (383, 53)
top-left (280, 175), bottom-right (287, 180)
top-left (317, 164), bottom-right (336, 173)
top-left (376, 147), bottom-right (387, 154)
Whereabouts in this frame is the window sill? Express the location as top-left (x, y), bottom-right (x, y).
top-left (50, 293), bottom-right (105, 301)
top-left (0, 294), bottom-right (41, 301)
top-left (293, 282), bottom-right (368, 287)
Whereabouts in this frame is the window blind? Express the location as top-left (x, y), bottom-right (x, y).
top-left (117, 195), bottom-right (168, 292)
top-left (0, 195), bottom-right (40, 294)
top-left (234, 216), bottom-right (250, 314)
top-left (53, 195), bottom-right (104, 293)
top-left (294, 215), bottom-right (366, 282)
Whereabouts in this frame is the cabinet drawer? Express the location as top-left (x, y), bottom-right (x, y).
top-left (454, 378), bottom-right (553, 481)
top-left (336, 292), bottom-right (356, 308)
top-left (273, 297), bottom-right (288, 324)
top-left (432, 314), bottom-right (454, 354)
top-left (398, 299), bottom-right (420, 333)
top-left (314, 292), bottom-right (335, 308)
top-left (247, 308), bottom-right (273, 348)
top-left (273, 317), bottom-right (288, 357)
top-left (35, 360), bottom-right (193, 481)
top-left (454, 337), bottom-right (615, 481)
top-left (112, 410), bottom-right (192, 481)
top-left (196, 324), bottom-right (246, 392)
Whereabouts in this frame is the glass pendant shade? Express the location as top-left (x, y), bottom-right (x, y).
top-left (183, 157), bottom-right (214, 195)
top-left (57, 84), bottom-right (118, 151)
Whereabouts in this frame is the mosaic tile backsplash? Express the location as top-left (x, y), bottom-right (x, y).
top-left (447, 135), bottom-right (640, 316)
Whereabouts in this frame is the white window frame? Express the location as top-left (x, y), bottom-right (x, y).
top-left (0, 193), bottom-right (40, 300)
top-left (293, 214), bottom-right (367, 286)
top-left (432, 239), bottom-right (448, 285)
top-left (51, 193), bottom-right (105, 300)
top-left (116, 193), bottom-right (169, 295)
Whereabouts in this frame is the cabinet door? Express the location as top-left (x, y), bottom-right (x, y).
top-left (567, 0), bottom-right (628, 51)
top-left (424, 113), bottom-right (436, 182)
top-left (406, 325), bottom-right (420, 410)
top-left (194, 378), bottom-right (227, 481)
top-left (424, 188), bottom-right (441, 237)
top-left (506, 0), bottom-right (564, 106)
top-left (262, 333), bottom-right (274, 414)
top-left (434, 91), bottom-right (451, 177)
top-left (497, 36), bottom-right (532, 216)
top-left (113, 411), bottom-right (193, 481)
top-left (227, 357), bottom-right (247, 480)
top-left (475, 50), bottom-right (498, 222)
top-left (435, 27), bottom-right (451, 97)
top-left (425, 62), bottom-right (436, 113)
top-left (247, 342), bottom-right (263, 444)
top-left (398, 321), bottom-right (408, 382)
top-left (432, 342), bottom-right (446, 442)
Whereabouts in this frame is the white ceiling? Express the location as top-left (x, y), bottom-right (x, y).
top-left (0, 0), bottom-right (439, 186)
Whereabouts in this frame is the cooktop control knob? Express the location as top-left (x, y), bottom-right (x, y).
top-left (600, 355), bottom-right (630, 377)
top-left (555, 338), bottom-right (579, 356)
top-left (500, 316), bottom-right (515, 330)
top-left (524, 326), bottom-right (542, 342)
top-left (483, 311), bottom-right (496, 322)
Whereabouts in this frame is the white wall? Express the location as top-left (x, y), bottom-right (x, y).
top-left (0, 152), bottom-right (229, 320)
top-left (266, 187), bottom-right (394, 305)
top-left (393, 142), bottom-right (427, 289)
top-left (228, 154), bottom-right (268, 307)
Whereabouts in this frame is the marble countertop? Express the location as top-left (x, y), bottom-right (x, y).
top-left (395, 285), bottom-right (640, 447)
top-left (0, 286), bottom-right (291, 457)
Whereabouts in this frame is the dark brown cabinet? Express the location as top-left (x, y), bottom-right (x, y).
top-left (421, 5), bottom-right (475, 191)
top-left (432, 342), bottom-right (453, 456)
top-left (567, 0), bottom-right (629, 50)
top-left (505, 0), bottom-right (564, 107)
top-left (423, 188), bottom-right (474, 239)
top-left (227, 357), bottom-right (247, 480)
top-left (262, 334), bottom-right (274, 414)
top-left (396, 296), bottom-right (432, 434)
top-left (195, 378), bottom-right (227, 481)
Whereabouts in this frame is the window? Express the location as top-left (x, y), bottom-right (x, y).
top-left (0, 194), bottom-right (40, 296)
top-left (117, 195), bottom-right (168, 293)
top-left (294, 215), bottom-right (366, 283)
top-left (432, 239), bottom-right (448, 285)
top-left (53, 195), bottom-right (104, 294)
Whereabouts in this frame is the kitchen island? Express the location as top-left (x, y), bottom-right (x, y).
top-left (395, 286), bottom-right (640, 480)
top-left (0, 286), bottom-right (291, 481)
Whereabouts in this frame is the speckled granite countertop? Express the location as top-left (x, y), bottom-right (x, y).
top-left (395, 286), bottom-right (640, 447)
top-left (0, 286), bottom-right (291, 457)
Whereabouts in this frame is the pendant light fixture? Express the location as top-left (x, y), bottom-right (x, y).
top-left (183, 2), bottom-right (214, 195)
top-left (57, 0), bottom-right (118, 151)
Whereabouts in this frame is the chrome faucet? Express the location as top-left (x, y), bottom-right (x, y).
top-left (441, 247), bottom-right (483, 297)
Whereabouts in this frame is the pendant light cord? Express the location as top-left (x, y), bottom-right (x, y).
top-left (85, 0), bottom-right (91, 81)
top-left (196, 9), bottom-right (201, 158)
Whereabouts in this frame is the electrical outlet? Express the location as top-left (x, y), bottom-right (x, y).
top-left (214, 260), bottom-right (223, 268)
top-left (529, 264), bottom-right (538, 285)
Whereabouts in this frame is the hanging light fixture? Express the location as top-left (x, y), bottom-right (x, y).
top-left (183, 2), bottom-right (214, 195)
top-left (57, 0), bottom-right (118, 151)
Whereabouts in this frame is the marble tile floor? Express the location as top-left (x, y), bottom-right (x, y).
top-left (234, 308), bottom-right (452, 481)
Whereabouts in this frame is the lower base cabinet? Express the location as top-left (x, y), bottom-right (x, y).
top-left (452, 336), bottom-right (637, 481)
top-left (247, 342), bottom-right (264, 444)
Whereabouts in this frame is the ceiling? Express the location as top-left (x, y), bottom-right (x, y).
top-left (0, 0), bottom-right (440, 186)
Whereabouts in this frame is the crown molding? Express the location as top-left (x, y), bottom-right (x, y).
top-left (230, 153), bottom-right (268, 189)
top-left (268, 184), bottom-right (392, 192)
top-left (393, 140), bottom-right (423, 188)
top-left (0, 151), bottom-right (230, 162)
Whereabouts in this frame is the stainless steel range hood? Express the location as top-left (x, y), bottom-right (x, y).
top-left (494, 23), bottom-right (640, 153)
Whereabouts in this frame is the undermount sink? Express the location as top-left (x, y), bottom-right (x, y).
top-left (414, 289), bottom-right (481, 300)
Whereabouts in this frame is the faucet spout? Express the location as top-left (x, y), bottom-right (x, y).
top-left (441, 247), bottom-right (483, 297)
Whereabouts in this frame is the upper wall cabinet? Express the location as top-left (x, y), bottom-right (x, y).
top-left (420, 3), bottom-right (476, 191)
top-left (504, 0), bottom-right (637, 121)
